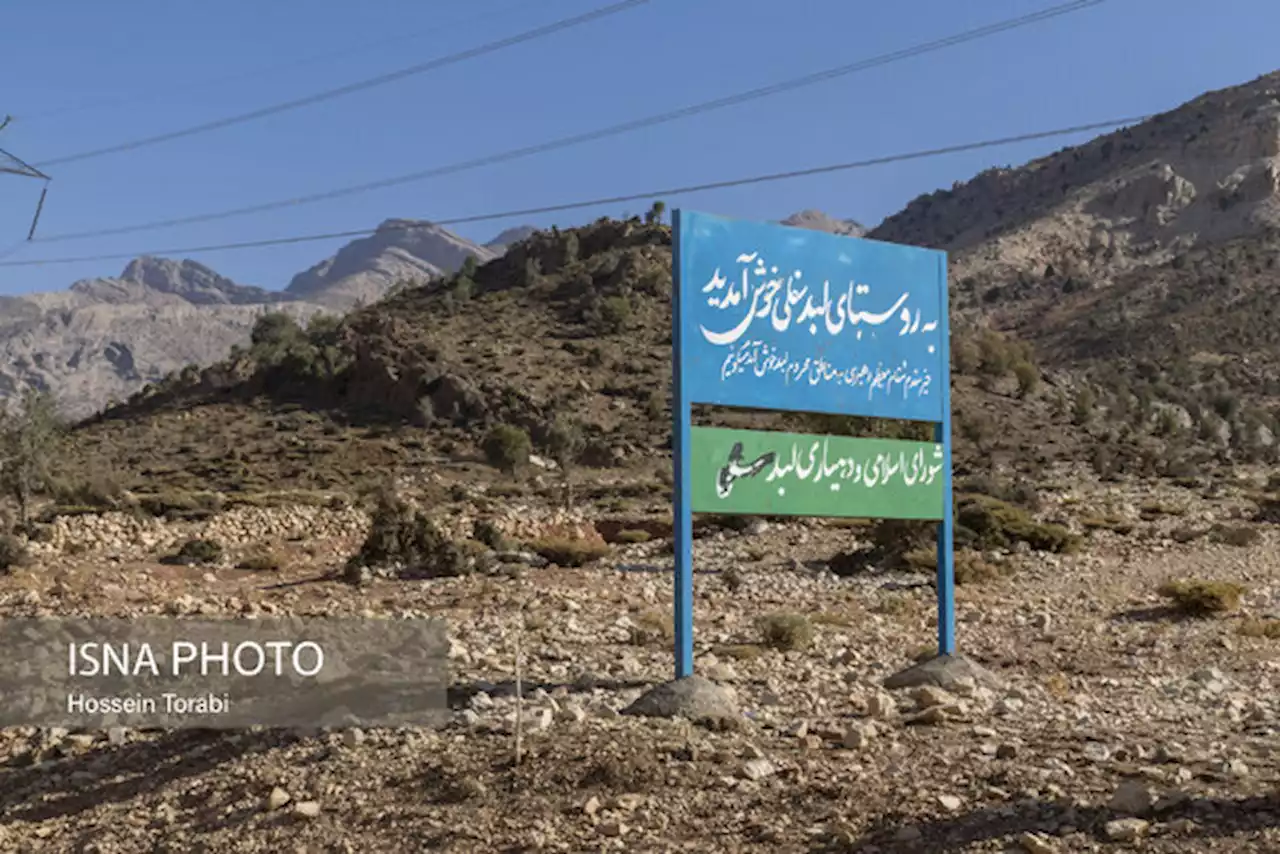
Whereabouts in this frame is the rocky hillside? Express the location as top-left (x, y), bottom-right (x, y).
top-left (868, 69), bottom-right (1280, 458)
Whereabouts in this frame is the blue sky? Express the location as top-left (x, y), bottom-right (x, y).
top-left (0, 0), bottom-right (1275, 296)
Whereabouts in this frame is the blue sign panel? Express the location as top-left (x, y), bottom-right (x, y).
top-left (669, 208), bottom-right (955, 682)
top-left (674, 210), bottom-right (947, 423)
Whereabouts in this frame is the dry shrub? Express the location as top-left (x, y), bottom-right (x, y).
top-left (236, 548), bottom-right (283, 571)
top-left (954, 552), bottom-right (1009, 585)
top-left (1158, 578), bottom-right (1247, 616)
top-left (529, 536), bottom-right (611, 567)
top-left (1238, 617), bottom-right (1280, 639)
top-left (472, 518), bottom-right (509, 550)
top-left (714, 643), bottom-right (764, 661)
top-left (1045, 673), bottom-right (1071, 700)
top-left (812, 610), bottom-right (856, 628)
top-left (757, 612), bottom-right (814, 651)
top-left (615, 529), bottom-right (652, 544)
top-left (1209, 524), bottom-right (1261, 547)
top-left (1172, 525), bottom-right (1209, 543)
top-left (629, 610), bottom-right (673, 646)
top-left (161, 538), bottom-right (223, 566)
top-left (957, 495), bottom-right (1079, 553)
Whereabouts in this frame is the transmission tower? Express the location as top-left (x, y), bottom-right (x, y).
top-left (0, 116), bottom-right (51, 240)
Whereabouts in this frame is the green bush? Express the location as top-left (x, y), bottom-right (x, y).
top-left (472, 519), bottom-right (509, 550)
top-left (163, 538), bottom-right (224, 566)
top-left (344, 491), bottom-right (470, 581)
top-left (0, 535), bottom-right (30, 572)
top-left (482, 425), bottom-right (532, 475)
top-left (1013, 361), bottom-right (1040, 398)
top-left (586, 294), bottom-right (633, 333)
top-left (956, 495), bottom-right (1078, 553)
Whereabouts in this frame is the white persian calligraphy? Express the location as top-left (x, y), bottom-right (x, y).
top-left (698, 252), bottom-right (932, 347)
top-left (760, 439), bottom-right (945, 496)
top-left (719, 340), bottom-right (933, 401)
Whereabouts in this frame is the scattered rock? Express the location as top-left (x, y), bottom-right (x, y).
top-left (1104, 818), bottom-right (1150, 842)
top-left (621, 676), bottom-right (740, 724)
top-left (884, 654), bottom-right (1002, 692)
top-left (741, 758), bottom-right (777, 781)
top-left (1019, 831), bottom-right (1059, 853)
top-left (266, 788), bottom-right (291, 811)
top-left (1109, 779), bottom-right (1158, 816)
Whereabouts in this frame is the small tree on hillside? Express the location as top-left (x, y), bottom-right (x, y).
top-left (483, 425), bottom-right (532, 476)
top-left (644, 200), bottom-right (667, 225)
top-left (544, 416), bottom-right (585, 509)
top-left (0, 390), bottom-right (63, 528)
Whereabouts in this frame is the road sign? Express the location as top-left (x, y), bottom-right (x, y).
top-left (671, 209), bottom-right (953, 678)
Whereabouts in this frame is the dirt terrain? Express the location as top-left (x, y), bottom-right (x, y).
top-left (1, 467), bottom-right (1280, 852)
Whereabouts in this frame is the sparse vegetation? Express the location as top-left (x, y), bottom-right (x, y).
top-left (1208, 523), bottom-right (1261, 547)
top-left (528, 536), bottom-right (611, 567)
top-left (162, 538), bottom-right (224, 566)
top-left (236, 548), bottom-right (284, 571)
top-left (757, 612), bottom-right (814, 651)
top-left (1238, 617), bottom-right (1280, 639)
top-left (0, 534), bottom-right (29, 572)
top-left (628, 609), bottom-right (673, 646)
top-left (345, 489), bottom-right (471, 581)
top-left (1158, 578), bottom-right (1247, 616)
top-left (0, 390), bottom-right (63, 528)
top-left (483, 425), bottom-right (532, 476)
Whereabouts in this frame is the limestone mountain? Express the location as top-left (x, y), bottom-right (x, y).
top-left (781, 209), bottom-right (867, 236)
top-left (867, 69), bottom-right (1280, 455)
top-left (284, 219), bottom-right (500, 309)
top-left (60, 257), bottom-right (280, 307)
top-left (0, 223), bottom-right (517, 418)
top-left (871, 70), bottom-right (1280, 298)
top-left (0, 259), bottom-right (326, 419)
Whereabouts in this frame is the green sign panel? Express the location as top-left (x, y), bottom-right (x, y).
top-left (689, 426), bottom-right (946, 520)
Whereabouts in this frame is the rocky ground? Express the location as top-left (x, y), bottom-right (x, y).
top-left (1, 471), bottom-right (1279, 853)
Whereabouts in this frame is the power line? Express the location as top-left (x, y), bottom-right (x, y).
top-left (0, 114), bottom-right (1151, 268)
top-left (0, 118), bottom-right (53, 242)
top-left (18, 0), bottom-right (573, 122)
top-left (32, 0), bottom-right (1107, 244)
top-left (33, 0), bottom-right (648, 169)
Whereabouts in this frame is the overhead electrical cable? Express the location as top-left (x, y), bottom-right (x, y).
top-left (32, 0), bottom-right (649, 168)
top-left (31, 0), bottom-right (1107, 243)
top-left (0, 114), bottom-right (1152, 268)
top-left (18, 0), bottom-right (572, 122)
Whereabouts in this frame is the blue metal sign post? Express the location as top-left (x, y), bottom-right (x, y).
top-left (670, 209), bottom-right (954, 679)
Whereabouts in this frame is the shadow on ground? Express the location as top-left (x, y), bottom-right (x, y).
top-left (0, 729), bottom-right (287, 826)
top-left (848, 792), bottom-right (1280, 852)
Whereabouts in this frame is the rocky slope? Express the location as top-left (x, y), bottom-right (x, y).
top-left (781, 208), bottom-right (867, 236)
